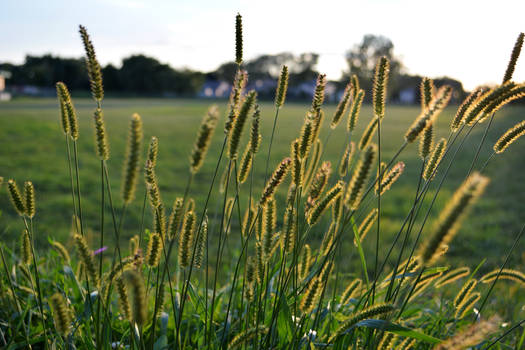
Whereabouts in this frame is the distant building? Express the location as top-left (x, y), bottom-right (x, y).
top-left (0, 70), bottom-right (12, 101)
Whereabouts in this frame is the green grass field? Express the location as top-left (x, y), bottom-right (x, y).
top-left (1, 97), bottom-right (524, 279)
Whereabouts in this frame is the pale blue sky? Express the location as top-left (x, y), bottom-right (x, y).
top-left (1, 0), bottom-right (524, 89)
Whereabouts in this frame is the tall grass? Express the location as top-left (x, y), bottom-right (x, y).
top-left (0, 16), bottom-right (524, 350)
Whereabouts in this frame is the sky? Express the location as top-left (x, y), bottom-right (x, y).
top-left (1, 0), bottom-right (524, 90)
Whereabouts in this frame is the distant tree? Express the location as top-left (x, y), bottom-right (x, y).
top-left (101, 64), bottom-right (121, 91)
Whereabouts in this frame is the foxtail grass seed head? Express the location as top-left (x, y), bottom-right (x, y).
top-left (451, 87), bottom-right (484, 131)
top-left (480, 268), bottom-right (525, 285)
top-left (51, 240), bottom-right (71, 263)
top-left (359, 116), bottom-right (379, 150)
top-left (250, 105), bottom-right (261, 153)
top-left (300, 277), bottom-right (322, 314)
top-left (79, 25), bottom-right (104, 101)
top-left (74, 233), bottom-right (99, 287)
top-left (194, 215), bottom-right (207, 269)
top-left (376, 161), bottom-right (405, 196)
top-left (435, 316), bottom-right (500, 350)
top-left (93, 108), bottom-right (109, 160)
top-left (179, 211), bottom-right (196, 268)
top-left (494, 119), bottom-right (525, 153)
top-left (147, 136), bottom-right (159, 167)
top-left (303, 138), bottom-right (322, 190)
top-left (263, 198), bottom-right (277, 237)
top-left (420, 77), bottom-right (435, 110)
top-left (24, 181), bottom-right (35, 218)
top-left (116, 277), bottom-right (131, 321)
top-left (503, 32), bottom-right (524, 83)
top-left (311, 109), bottom-right (324, 142)
top-left (122, 114), bottom-right (143, 204)
top-left (224, 69), bottom-right (248, 134)
top-left (373, 56), bottom-right (390, 118)
top-left (307, 181), bottom-right (343, 226)
top-left (477, 84), bottom-right (525, 122)
top-left (346, 143), bottom-right (377, 210)
top-left (282, 206), bottom-right (296, 254)
top-left (347, 89), bottom-right (365, 132)
top-left (123, 269), bottom-right (147, 326)
top-left (311, 74), bottom-right (326, 113)
top-left (463, 82), bottom-right (516, 125)
top-left (238, 145), bottom-right (253, 184)
top-left (455, 292), bottom-right (481, 319)
top-left (235, 13), bottom-right (243, 65)
top-left (21, 230), bottom-right (31, 265)
top-left (298, 244), bottom-right (312, 280)
top-left (454, 279), bottom-right (477, 308)
top-left (330, 82), bottom-right (352, 129)
top-left (329, 304), bottom-right (395, 343)
top-left (341, 279), bottom-right (362, 305)
top-left (275, 65), bottom-right (289, 108)
top-left (435, 267), bottom-right (470, 288)
top-left (332, 194), bottom-right (343, 223)
top-left (291, 139), bottom-right (303, 186)
top-left (49, 293), bottom-right (72, 336)
top-left (129, 235), bottom-right (139, 256)
top-left (228, 326), bottom-right (268, 349)
top-left (339, 141), bottom-right (355, 177)
top-left (56, 82), bottom-right (78, 140)
top-left (186, 198), bottom-right (195, 215)
top-left (7, 179), bottom-right (26, 216)
top-left (405, 85), bottom-right (452, 142)
top-left (299, 116), bottom-right (314, 159)
top-left (307, 161), bottom-right (332, 204)
top-left (223, 197), bottom-right (235, 234)
top-left (58, 99), bottom-right (70, 135)
top-left (378, 332), bottom-right (395, 350)
top-left (423, 138), bottom-right (447, 181)
top-left (419, 123), bottom-right (433, 159)
top-left (260, 157), bottom-right (291, 205)
top-left (146, 232), bottom-right (162, 267)
top-left (421, 173), bottom-right (489, 264)
top-left (350, 74), bottom-right (360, 97)
top-left (191, 105), bottom-right (219, 173)
top-left (356, 208), bottom-right (378, 243)
top-left (145, 162), bottom-right (161, 209)
top-left (168, 197), bottom-right (184, 239)
top-left (228, 90), bottom-right (257, 159)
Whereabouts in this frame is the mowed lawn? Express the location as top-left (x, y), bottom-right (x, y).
top-left (0, 97), bottom-right (524, 284)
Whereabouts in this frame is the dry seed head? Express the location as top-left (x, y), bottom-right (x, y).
top-left (123, 269), bottom-right (147, 326)
top-left (350, 74), bottom-right (360, 97)
top-left (298, 244), bottom-right (312, 280)
top-left (194, 215), bottom-right (208, 269)
top-left (147, 136), bottom-right (158, 167)
top-left (241, 205), bottom-right (256, 239)
top-left (423, 138), bottom-right (447, 181)
top-left (339, 141), bottom-right (355, 177)
top-left (451, 87), bottom-right (484, 131)
top-left (307, 161), bottom-right (332, 205)
top-left (358, 116), bottom-right (379, 150)
top-left (329, 303), bottom-right (395, 343)
top-left (299, 116), bottom-right (314, 159)
top-left (93, 108), bottom-right (109, 160)
top-left (311, 109), bottom-right (324, 142)
top-left (480, 268), bottom-right (525, 285)
top-left (24, 181), bottom-right (35, 218)
top-left (300, 277), bottom-right (322, 314)
top-left (376, 161), bottom-right (405, 196)
top-left (237, 145), bottom-right (253, 184)
top-left (275, 65), bottom-right (289, 108)
top-left (56, 82), bottom-right (78, 140)
top-left (7, 179), bottom-right (26, 216)
top-left (435, 267), bottom-right (470, 288)
top-left (228, 90), bottom-right (257, 159)
top-left (116, 277), bottom-right (131, 320)
top-left (191, 105), bottom-right (219, 173)
top-left (179, 211), bottom-right (196, 268)
top-left (307, 181), bottom-right (344, 226)
top-left (455, 292), bottom-right (481, 319)
top-left (58, 99), bottom-right (70, 134)
top-left (330, 82), bottom-right (352, 129)
top-left (263, 198), bottom-right (277, 237)
top-left (347, 89), bottom-right (364, 132)
top-left (291, 139), bottom-right (303, 186)
top-left (129, 235), bottom-right (139, 256)
top-left (419, 123), bottom-right (433, 159)
top-left (311, 74), bottom-right (326, 113)
top-left (168, 197), bottom-right (184, 239)
top-left (224, 69), bottom-right (248, 134)
top-left (260, 157), bottom-right (291, 205)
top-left (435, 316), bottom-right (500, 350)
top-left (145, 161), bottom-right (161, 209)
top-left (282, 206), bottom-right (296, 254)
top-left (21, 229), bottom-right (31, 265)
top-left (250, 105), bottom-right (261, 153)
top-left (79, 25), bottom-right (104, 101)
top-left (223, 197), bottom-right (235, 234)
top-left (331, 194), bottom-right (344, 223)
top-left (463, 82), bottom-right (516, 125)
top-left (303, 138), bottom-right (322, 190)
top-left (50, 240), bottom-right (71, 263)
top-left (420, 77), bottom-right (435, 110)
top-left (122, 114), bottom-right (143, 204)
top-left (235, 13), bottom-right (243, 65)
top-left (49, 292), bottom-right (72, 336)
top-left (346, 143), bottom-right (377, 210)
top-left (478, 85), bottom-right (525, 123)
top-left (341, 279), bottom-right (362, 305)
top-left (503, 32), bottom-right (524, 83)
top-left (356, 208), bottom-right (378, 244)
top-left (146, 233), bottom-right (162, 267)
top-left (320, 222), bottom-right (336, 256)
top-left (420, 172), bottom-right (489, 264)
top-left (186, 198), bottom-right (195, 213)
top-left (373, 56), bottom-right (390, 118)
top-left (228, 326), bottom-right (268, 349)
top-left (453, 279), bottom-right (478, 308)
top-left (74, 233), bottom-right (99, 287)
top-left (494, 119), bottom-right (525, 153)
top-left (405, 85), bottom-right (452, 142)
